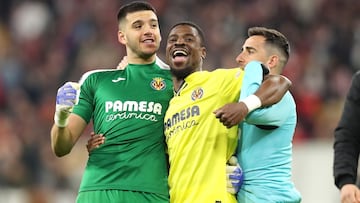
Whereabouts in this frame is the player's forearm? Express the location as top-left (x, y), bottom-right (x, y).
top-left (51, 125), bottom-right (75, 157)
top-left (255, 74), bottom-right (291, 107)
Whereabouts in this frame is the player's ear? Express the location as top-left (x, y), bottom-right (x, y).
top-left (267, 55), bottom-right (279, 70)
top-left (201, 47), bottom-right (206, 59)
top-left (118, 31), bottom-right (126, 45)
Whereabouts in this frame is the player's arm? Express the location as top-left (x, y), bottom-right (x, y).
top-left (255, 74), bottom-right (291, 107)
top-left (214, 61), bottom-right (290, 128)
top-left (50, 82), bottom-right (87, 157)
top-left (240, 61), bottom-right (291, 110)
top-left (244, 73), bottom-right (293, 127)
top-left (51, 114), bottom-right (87, 157)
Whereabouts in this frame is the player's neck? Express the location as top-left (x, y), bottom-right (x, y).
top-left (127, 54), bottom-right (156, 65)
top-left (173, 77), bottom-right (184, 90)
top-left (173, 78), bottom-right (186, 96)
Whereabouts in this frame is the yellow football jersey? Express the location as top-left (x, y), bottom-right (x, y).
top-left (164, 68), bottom-right (244, 203)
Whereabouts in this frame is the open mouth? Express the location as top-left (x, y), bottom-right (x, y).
top-left (171, 49), bottom-right (188, 64)
top-left (173, 50), bottom-right (188, 58)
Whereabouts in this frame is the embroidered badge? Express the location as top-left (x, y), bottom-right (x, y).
top-left (150, 77), bottom-right (166, 90)
top-left (191, 87), bottom-right (204, 101)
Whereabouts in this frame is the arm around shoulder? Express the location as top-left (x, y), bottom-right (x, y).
top-left (254, 74), bottom-right (291, 107)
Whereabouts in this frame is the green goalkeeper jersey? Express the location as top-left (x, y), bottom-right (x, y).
top-left (72, 59), bottom-right (173, 196)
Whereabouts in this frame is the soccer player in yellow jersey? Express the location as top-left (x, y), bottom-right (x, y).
top-left (163, 22), bottom-right (290, 203)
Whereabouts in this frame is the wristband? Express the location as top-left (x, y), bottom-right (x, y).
top-left (240, 94), bottom-right (261, 113)
top-left (54, 108), bottom-right (70, 127)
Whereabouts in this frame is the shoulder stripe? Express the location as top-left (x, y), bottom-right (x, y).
top-left (78, 69), bottom-right (117, 85)
top-left (155, 56), bottom-right (170, 70)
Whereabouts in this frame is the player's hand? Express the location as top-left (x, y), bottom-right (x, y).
top-left (226, 156), bottom-right (244, 194)
top-left (54, 82), bottom-right (80, 127)
top-left (340, 184), bottom-right (360, 203)
top-left (117, 56), bottom-right (128, 70)
top-left (86, 132), bottom-right (105, 153)
top-left (214, 102), bottom-right (248, 128)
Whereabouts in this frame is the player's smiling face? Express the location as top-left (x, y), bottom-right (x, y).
top-left (166, 25), bottom-right (206, 79)
top-left (120, 10), bottom-right (161, 59)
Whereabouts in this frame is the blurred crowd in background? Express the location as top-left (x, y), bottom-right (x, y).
top-left (0, 0), bottom-right (358, 202)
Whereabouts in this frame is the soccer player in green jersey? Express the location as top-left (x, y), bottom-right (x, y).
top-left (51, 2), bottom-right (173, 203)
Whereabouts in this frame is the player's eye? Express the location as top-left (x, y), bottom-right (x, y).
top-left (185, 37), bottom-right (194, 42)
top-left (168, 37), bottom-right (177, 43)
top-left (133, 23), bottom-right (142, 29)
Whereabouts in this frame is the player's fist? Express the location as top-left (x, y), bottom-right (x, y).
top-left (226, 156), bottom-right (244, 194)
top-left (54, 82), bottom-right (80, 127)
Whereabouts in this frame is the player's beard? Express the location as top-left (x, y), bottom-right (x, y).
top-left (170, 65), bottom-right (194, 80)
top-left (128, 40), bottom-right (159, 60)
top-left (138, 51), bottom-right (156, 60)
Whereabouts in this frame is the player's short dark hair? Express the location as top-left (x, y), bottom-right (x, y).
top-left (117, 1), bottom-right (156, 23)
top-left (248, 27), bottom-right (290, 63)
top-left (170, 21), bottom-right (206, 46)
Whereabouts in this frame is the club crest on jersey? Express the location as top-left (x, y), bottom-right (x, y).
top-left (150, 77), bottom-right (166, 90)
top-left (191, 87), bottom-right (204, 101)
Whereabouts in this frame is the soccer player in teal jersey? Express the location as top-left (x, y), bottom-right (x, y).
top-left (51, 2), bottom-right (172, 203)
top-left (215, 27), bottom-right (302, 203)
